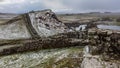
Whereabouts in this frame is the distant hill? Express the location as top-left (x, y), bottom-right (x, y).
top-left (0, 13), bottom-right (18, 19)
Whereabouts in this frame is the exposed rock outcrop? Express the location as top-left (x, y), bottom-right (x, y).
top-left (28, 9), bottom-right (67, 37)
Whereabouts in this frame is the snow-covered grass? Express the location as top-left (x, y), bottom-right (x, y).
top-left (0, 19), bottom-right (31, 39)
top-left (0, 47), bottom-right (83, 68)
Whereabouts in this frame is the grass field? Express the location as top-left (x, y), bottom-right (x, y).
top-left (0, 19), bottom-right (9, 24)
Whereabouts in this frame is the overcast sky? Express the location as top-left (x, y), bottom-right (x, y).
top-left (0, 0), bottom-right (120, 13)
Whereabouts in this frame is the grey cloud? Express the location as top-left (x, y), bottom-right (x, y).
top-left (0, 0), bottom-right (120, 13)
top-left (60, 0), bottom-right (120, 12)
top-left (0, 0), bottom-right (3, 2)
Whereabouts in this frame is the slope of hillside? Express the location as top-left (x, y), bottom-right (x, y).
top-left (0, 16), bottom-right (31, 40)
top-left (0, 9), bottom-right (67, 40)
